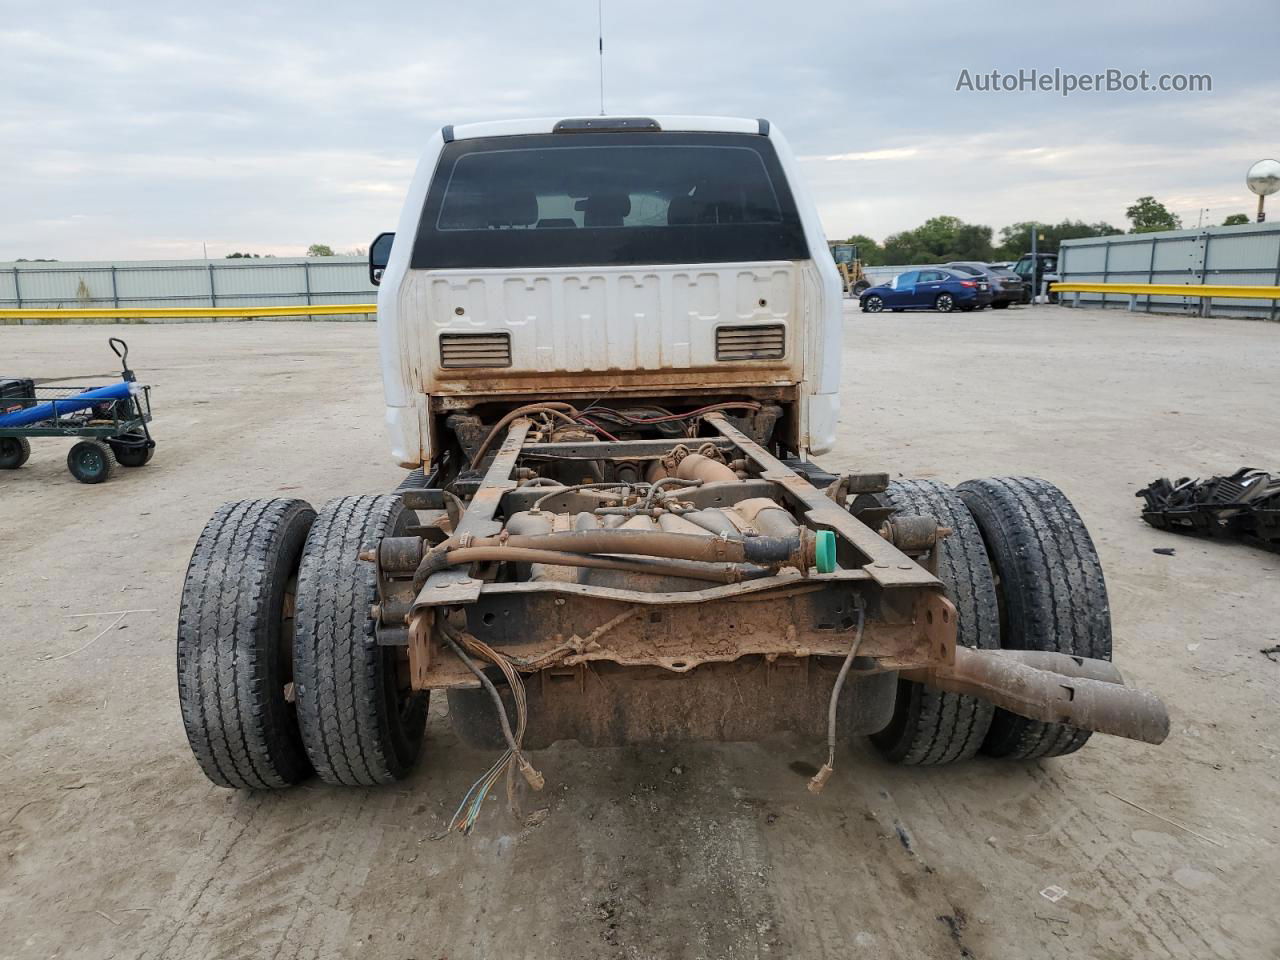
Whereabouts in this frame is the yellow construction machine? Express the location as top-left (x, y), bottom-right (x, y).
top-left (828, 241), bottom-right (872, 296)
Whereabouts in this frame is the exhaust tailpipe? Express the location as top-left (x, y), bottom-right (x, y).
top-left (906, 646), bottom-right (1169, 745)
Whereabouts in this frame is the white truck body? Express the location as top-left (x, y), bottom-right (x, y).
top-left (377, 116), bottom-right (843, 466)
top-left (175, 121), bottom-right (1165, 801)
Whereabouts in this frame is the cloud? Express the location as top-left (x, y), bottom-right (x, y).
top-left (803, 148), bottom-right (921, 163)
top-left (0, 0), bottom-right (1273, 259)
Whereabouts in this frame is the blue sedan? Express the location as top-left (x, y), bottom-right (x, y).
top-left (859, 268), bottom-right (994, 313)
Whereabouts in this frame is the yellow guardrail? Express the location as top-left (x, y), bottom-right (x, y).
top-left (0, 304), bottom-right (377, 320)
top-left (1052, 282), bottom-right (1280, 299)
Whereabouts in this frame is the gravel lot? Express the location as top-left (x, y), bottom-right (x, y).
top-left (1, 304), bottom-right (1277, 960)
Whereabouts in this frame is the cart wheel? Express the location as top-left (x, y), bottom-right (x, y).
top-left (67, 439), bottom-right (114, 484)
top-left (0, 437), bottom-right (31, 469)
top-left (109, 437), bottom-right (154, 467)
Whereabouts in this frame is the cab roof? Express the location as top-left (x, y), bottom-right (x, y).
top-left (444, 115), bottom-right (770, 142)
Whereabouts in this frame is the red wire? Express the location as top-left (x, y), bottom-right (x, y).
top-left (577, 417), bottom-right (621, 442)
top-left (570, 402), bottom-right (758, 443)
top-left (592, 401), bottom-right (762, 425)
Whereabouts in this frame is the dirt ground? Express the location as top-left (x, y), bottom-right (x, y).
top-left (1, 304), bottom-right (1277, 960)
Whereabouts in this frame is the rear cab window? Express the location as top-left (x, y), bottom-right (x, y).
top-left (411, 132), bottom-right (809, 269)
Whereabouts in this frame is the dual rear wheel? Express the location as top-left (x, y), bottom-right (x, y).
top-left (177, 495), bottom-right (427, 789)
top-left (868, 476), bottom-right (1113, 765)
top-left (176, 476), bottom-right (1113, 789)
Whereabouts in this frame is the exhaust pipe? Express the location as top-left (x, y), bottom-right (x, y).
top-left (906, 646), bottom-right (1169, 745)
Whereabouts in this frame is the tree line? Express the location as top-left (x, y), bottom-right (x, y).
top-left (225, 244), bottom-right (365, 259)
top-left (845, 197), bottom-right (1254, 265)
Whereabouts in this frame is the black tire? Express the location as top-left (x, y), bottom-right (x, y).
top-left (0, 436), bottom-right (31, 469)
top-left (992, 301), bottom-right (1011, 310)
top-left (862, 295), bottom-right (884, 313)
top-left (67, 439), bottom-right (114, 484)
top-left (956, 477), bottom-right (1113, 760)
top-left (294, 495), bottom-right (429, 786)
top-left (935, 293), bottom-right (955, 313)
top-left (176, 499), bottom-right (316, 789)
top-left (868, 480), bottom-right (1000, 765)
top-left (853, 280), bottom-right (871, 296)
top-left (109, 437), bottom-right (154, 467)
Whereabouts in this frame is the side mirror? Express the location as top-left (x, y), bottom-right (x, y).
top-left (369, 232), bottom-right (394, 286)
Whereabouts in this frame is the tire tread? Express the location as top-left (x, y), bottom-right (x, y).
top-left (0, 436), bottom-right (31, 469)
top-left (176, 498), bottom-right (315, 789)
top-left (869, 479), bottom-right (999, 765)
top-left (294, 495), bottom-right (426, 786)
top-left (957, 476), bottom-right (1112, 759)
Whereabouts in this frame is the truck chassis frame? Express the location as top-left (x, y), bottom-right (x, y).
top-left (367, 414), bottom-right (1169, 749)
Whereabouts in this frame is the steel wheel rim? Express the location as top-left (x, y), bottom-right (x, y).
top-left (77, 448), bottom-right (103, 475)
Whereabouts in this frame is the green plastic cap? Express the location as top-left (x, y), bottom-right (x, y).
top-left (814, 530), bottom-right (836, 574)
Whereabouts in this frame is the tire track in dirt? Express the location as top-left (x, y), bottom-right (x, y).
top-left (134, 789), bottom-right (396, 960)
top-left (504, 744), bottom-right (786, 959)
top-left (1003, 763), bottom-right (1234, 960)
top-left (136, 792), bottom-right (266, 959)
top-left (266, 791), bottom-right (386, 960)
top-left (732, 752), bottom-right (975, 959)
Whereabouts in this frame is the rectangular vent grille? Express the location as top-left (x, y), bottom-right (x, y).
top-left (439, 332), bottom-right (512, 369)
top-left (716, 324), bottom-right (785, 361)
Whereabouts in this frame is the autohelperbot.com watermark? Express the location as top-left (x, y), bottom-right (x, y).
top-left (955, 68), bottom-right (1212, 96)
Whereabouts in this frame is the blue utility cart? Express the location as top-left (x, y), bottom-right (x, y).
top-left (0, 338), bottom-right (155, 484)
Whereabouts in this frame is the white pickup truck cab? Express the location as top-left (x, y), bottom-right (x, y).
top-left (372, 115), bottom-right (843, 468)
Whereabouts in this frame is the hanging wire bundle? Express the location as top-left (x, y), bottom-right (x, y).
top-left (439, 623), bottom-right (542, 834)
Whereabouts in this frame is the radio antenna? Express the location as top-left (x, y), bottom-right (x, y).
top-left (597, 0), bottom-right (605, 115)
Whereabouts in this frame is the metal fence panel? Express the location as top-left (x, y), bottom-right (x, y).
top-left (1151, 237), bottom-right (1198, 273)
top-left (1059, 223), bottom-right (1280, 319)
top-left (1104, 240), bottom-right (1151, 274)
top-left (1063, 243), bottom-right (1109, 273)
top-left (0, 256), bottom-right (376, 316)
top-left (1204, 231), bottom-right (1275, 271)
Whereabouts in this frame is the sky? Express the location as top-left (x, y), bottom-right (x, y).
top-left (2, 0), bottom-right (1276, 261)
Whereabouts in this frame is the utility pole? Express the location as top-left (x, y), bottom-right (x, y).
top-left (1029, 225), bottom-right (1038, 303)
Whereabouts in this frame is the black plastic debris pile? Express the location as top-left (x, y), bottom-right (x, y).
top-left (1137, 469), bottom-right (1280, 551)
